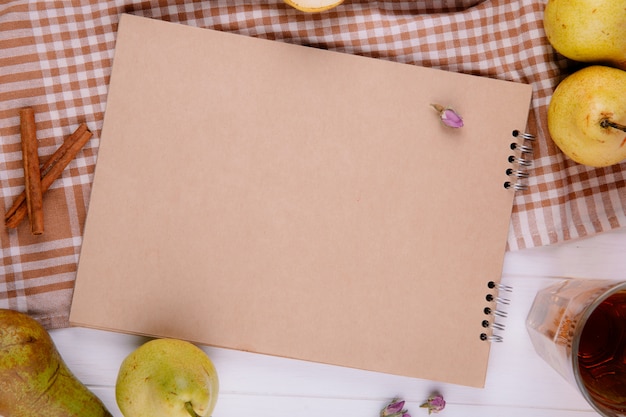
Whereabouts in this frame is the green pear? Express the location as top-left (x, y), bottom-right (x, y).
top-left (0, 309), bottom-right (113, 417)
top-left (116, 338), bottom-right (219, 417)
top-left (543, 0), bottom-right (626, 69)
top-left (548, 65), bottom-right (626, 167)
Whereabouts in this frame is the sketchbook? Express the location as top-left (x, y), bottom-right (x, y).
top-left (70, 14), bottom-right (533, 388)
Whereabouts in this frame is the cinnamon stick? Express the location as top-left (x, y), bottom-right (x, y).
top-left (19, 108), bottom-right (44, 235)
top-left (5, 123), bottom-right (92, 229)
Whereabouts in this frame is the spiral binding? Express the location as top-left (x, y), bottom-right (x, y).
top-left (504, 130), bottom-right (536, 192)
top-left (480, 280), bottom-right (512, 343)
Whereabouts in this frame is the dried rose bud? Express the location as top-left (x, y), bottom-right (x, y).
top-left (430, 104), bottom-right (463, 128)
top-left (380, 398), bottom-right (410, 417)
top-left (420, 395), bottom-right (446, 414)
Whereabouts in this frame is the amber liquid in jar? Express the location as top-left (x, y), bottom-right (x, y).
top-left (577, 290), bottom-right (626, 412)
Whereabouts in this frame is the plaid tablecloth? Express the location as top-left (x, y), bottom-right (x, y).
top-left (2, 0), bottom-right (625, 329)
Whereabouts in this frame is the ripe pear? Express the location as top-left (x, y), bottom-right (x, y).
top-left (548, 65), bottom-right (626, 167)
top-left (543, 0), bottom-right (626, 69)
top-left (0, 309), bottom-right (112, 417)
top-left (116, 338), bottom-right (219, 417)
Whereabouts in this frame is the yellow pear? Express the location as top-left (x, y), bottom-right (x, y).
top-left (0, 309), bottom-right (112, 417)
top-left (116, 338), bottom-right (219, 417)
top-left (548, 65), bottom-right (626, 167)
top-left (543, 0), bottom-right (626, 69)
top-left (283, 0), bottom-right (343, 13)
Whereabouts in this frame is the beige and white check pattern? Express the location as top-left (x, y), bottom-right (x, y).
top-left (2, 0), bottom-right (625, 329)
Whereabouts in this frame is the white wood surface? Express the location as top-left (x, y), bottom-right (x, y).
top-left (50, 227), bottom-right (626, 417)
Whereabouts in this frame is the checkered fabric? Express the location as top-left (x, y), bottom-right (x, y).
top-left (2, 0), bottom-right (625, 329)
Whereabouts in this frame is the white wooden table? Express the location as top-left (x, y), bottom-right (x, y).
top-left (50, 227), bottom-right (626, 417)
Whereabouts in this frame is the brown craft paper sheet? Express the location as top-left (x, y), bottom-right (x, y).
top-left (69, 14), bottom-right (532, 388)
top-left (3, 0), bottom-right (625, 332)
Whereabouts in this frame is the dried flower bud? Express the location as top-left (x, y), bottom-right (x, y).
top-left (381, 398), bottom-right (410, 417)
top-left (430, 104), bottom-right (463, 128)
top-left (420, 395), bottom-right (446, 414)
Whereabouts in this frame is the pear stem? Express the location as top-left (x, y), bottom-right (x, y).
top-left (184, 402), bottom-right (201, 417)
top-left (600, 119), bottom-right (626, 133)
